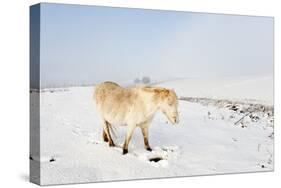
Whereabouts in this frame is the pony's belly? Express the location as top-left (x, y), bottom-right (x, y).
top-left (101, 107), bottom-right (148, 125)
top-left (103, 114), bottom-right (127, 126)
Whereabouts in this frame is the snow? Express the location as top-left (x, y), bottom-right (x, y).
top-left (31, 77), bottom-right (274, 185)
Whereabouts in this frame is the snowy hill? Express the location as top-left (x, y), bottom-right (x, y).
top-left (156, 76), bottom-right (273, 105)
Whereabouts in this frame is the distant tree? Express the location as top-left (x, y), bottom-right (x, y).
top-left (134, 78), bottom-right (141, 84)
top-left (142, 76), bottom-right (151, 84)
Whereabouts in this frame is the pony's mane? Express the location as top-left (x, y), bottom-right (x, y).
top-left (140, 86), bottom-right (169, 93)
top-left (139, 86), bottom-right (177, 103)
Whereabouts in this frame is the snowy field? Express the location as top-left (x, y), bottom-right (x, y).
top-left (30, 76), bottom-right (274, 185)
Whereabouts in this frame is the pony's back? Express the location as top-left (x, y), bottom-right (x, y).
top-left (94, 81), bottom-right (120, 102)
top-left (94, 81), bottom-right (142, 124)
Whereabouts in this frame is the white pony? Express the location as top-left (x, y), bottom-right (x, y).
top-left (94, 81), bottom-right (179, 154)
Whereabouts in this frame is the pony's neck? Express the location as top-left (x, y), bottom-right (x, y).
top-left (139, 87), bottom-right (162, 117)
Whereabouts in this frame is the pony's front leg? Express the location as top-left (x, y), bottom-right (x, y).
top-left (123, 125), bottom-right (136, 154)
top-left (140, 126), bottom-right (152, 151)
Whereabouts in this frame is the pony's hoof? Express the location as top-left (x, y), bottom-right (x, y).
top-left (123, 149), bottom-right (128, 155)
top-left (109, 142), bottom-right (115, 147)
top-left (146, 147), bottom-right (152, 152)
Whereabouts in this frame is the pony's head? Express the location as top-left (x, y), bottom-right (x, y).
top-left (154, 88), bottom-right (179, 125)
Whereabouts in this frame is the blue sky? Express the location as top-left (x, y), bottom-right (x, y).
top-left (35, 3), bottom-right (273, 88)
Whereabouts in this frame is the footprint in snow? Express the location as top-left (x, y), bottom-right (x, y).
top-left (132, 146), bottom-right (180, 167)
top-left (72, 126), bottom-right (85, 136)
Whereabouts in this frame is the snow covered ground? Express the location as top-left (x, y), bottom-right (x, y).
top-left (30, 76), bottom-right (274, 185)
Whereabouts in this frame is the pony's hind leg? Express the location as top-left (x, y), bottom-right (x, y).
top-left (102, 120), bottom-right (115, 147)
top-left (102, 130), bottom-right (109, 142)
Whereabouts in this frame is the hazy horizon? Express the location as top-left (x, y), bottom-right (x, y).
top-left (31, 3), bottom-right (274, 88)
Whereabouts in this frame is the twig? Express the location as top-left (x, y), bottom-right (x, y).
top-left (234, 112), bottom-right (252, 125)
